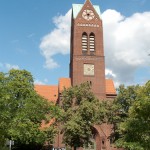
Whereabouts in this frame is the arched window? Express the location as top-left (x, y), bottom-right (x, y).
top-left (82, 32), bottom-right (88, 52)
top-left (89, 33), bottom-right (95, 52)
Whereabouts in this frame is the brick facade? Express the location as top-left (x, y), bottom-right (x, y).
top-left (35, 0), bottom-right (119, 150)
top-left (70, 0), bottom-right (106, 99)
top-left (69, 1), bottom-right (118, 149)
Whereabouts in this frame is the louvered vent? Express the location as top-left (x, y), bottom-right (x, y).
top-left (82, 33), bottom-right (88, 52)
top-left (89, 33), bottom-right (95, 52)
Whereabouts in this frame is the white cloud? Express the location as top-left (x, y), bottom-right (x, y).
top-left (105, 68), bottom-right (116, 78)
top-left (5, 63), bottom-right (19, 70)
top-left (40, 10), bottom-right (71, 69)
top-left (0, 63), bottom-right (20, 71)
top-left (34, 78), bottom-right (48, 85)
top-left (34, 80), bottom-right (45, 85)
top-left (102, 10), bottom-right (150, 85)
top-left (39, 8), bottom-right (150, 85)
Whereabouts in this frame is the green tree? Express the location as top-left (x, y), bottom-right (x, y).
top-left (107, 84), bottom-right (140, 143)
top-left (107, 81), bottom-right (150, 150)
top-left (0, 69), bottom-right (58, 149)
top-left (59, 83), bottom-right (108, 150)
top-left (116, 81), bottom-right (150, 150)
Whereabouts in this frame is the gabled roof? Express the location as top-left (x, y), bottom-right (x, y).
top-left (72, 3), bottom-right (101, 19)
top-left (35, 78), bottom-right (116, 103)
top-left (105, 79), bottom-right (117, 95)
top-left (35, 85), bottom-right (58, 103)
top-left (59, 78), bottom-right (71, 93)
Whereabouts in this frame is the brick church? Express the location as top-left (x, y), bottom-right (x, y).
top-left (35, 0), bottom-right (118, 149)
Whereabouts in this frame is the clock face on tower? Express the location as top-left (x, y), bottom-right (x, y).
top-left (84, 64), bottom-right (94, 76)
top-left (82, 9), bottom-right (95, 21)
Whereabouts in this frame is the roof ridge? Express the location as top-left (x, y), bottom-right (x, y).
top-left (35, 85), bottom-right (58, 87)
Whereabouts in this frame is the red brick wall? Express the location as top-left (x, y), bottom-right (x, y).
top-left (70, 0), bottom-right (106, 99)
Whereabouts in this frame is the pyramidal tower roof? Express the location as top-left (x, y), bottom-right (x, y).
top-left (72, 0), bottom-right (101, 19)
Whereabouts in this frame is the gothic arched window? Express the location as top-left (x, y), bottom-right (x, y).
top-left (82, 32), bottom-right (88, 52)
top-left (89, 33), bottom-right (95, 52)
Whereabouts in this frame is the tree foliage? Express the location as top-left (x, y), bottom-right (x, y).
top-left (59, 83), bottom-right (108, 149)
top-left (106, 84), bottom-right (140, 142)
top-left (0, 69), bottom-right (58, 148)
top-left (116, 81), bottom-right (150, 150)
top-left (108, 81), bottom-right (150, 150)
top-left (2, 69), bottom-right (149, 150)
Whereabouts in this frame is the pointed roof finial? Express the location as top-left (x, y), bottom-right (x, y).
top-left (85, 0), bottom-right (90, 2)
top-left (85, 0), bottom-right (92, 4)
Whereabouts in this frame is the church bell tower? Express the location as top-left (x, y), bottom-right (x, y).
top-left (70, 0), bottom-right (106, 99)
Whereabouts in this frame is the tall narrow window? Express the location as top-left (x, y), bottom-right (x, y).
top-left (102, 139), bottom-right (106, 149)
top-left (89, 33), bottom-right (95, 52)
top-left (82, 32), bottom-right (88, 53)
